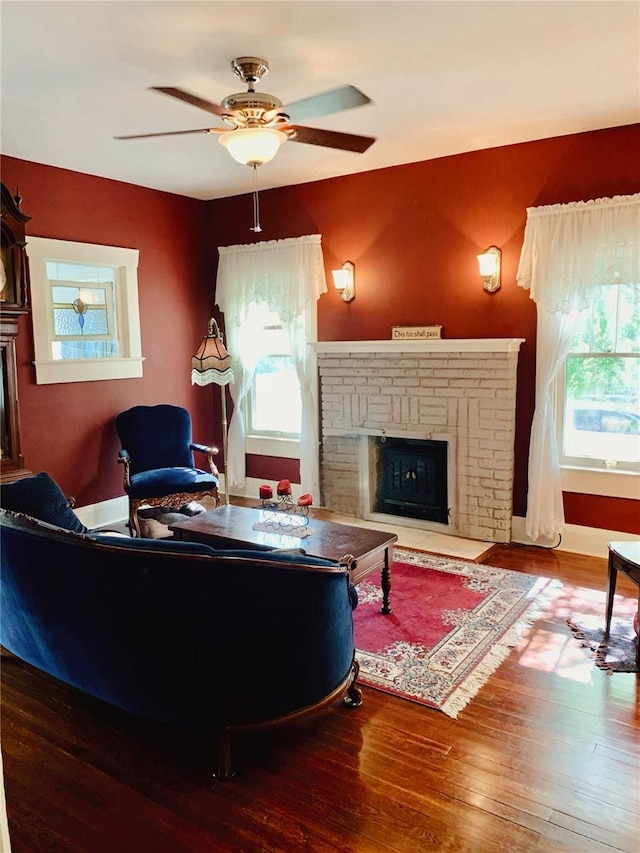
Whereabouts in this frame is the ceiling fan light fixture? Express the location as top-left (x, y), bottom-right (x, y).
top-left (218, 127), bottom-right (287, 166)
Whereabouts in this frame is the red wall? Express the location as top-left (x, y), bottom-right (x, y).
top-left (207, 124), bottom-right (640, 534)
top-left (1, 157), bottom-right (214, 507)
top-left (3, 125), bottom-right (639, 532)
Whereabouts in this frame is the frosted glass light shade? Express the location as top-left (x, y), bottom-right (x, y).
top-left (477, 252), bottom-right (497, 277)
top-left (331, 261), bottom-right (355, 302)
top-left (476, 246), bottom-right (501, 292)
top-left (332, 269), bottom-right (351, 289)
top-left (218, 128), bottom-right (287, 166)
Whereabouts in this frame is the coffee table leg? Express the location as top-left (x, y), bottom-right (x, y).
top-left (380, 548), bottom-right (392, 615)
top-left (604, 551), bottom-right (617, 638)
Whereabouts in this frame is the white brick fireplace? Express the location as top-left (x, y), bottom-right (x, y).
top-left (312, 339), bottom-right (524, 544)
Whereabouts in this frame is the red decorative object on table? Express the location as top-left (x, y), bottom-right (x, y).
top-left (257, 481), bottom-right (314, 527)
top-left (277, 479), bottom-right (292, 496)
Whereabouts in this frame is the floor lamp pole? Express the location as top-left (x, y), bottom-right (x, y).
top-left (220, 384), bottom-right (230, 505)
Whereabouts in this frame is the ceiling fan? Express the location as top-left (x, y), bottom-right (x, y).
top-left (115, 56), bottom-right (376, 167)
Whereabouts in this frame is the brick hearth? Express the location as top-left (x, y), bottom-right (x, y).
top-left (312, 339), bottom-right (524, 544)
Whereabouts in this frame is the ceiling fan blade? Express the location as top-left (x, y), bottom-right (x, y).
top-left (114, 127), bottom-right (221, 140)
top-left (286, 124), bottom-right (376, 153)
top-left (151, 86), bottom-right (224, 118)
top-left (284, 85), bottom-right (371, 122)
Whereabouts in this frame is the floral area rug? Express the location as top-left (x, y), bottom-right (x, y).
top-left (352, 547), bottom-right (559, 718)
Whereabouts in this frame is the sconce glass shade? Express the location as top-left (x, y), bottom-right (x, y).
top-left (331, 261), bottom-right (355, 302)
top-left (218, 127), bottom-right (287, 166)
top-left (477, 246), bottom-right (502, 293)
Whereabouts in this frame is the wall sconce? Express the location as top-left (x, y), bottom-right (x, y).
top-left (332, 261), bottom-right (355, 302)
top-left (477, 246), bottom-right (501, 293)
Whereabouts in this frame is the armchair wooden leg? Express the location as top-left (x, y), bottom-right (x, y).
top-left (212, 730), bottom-right (235, 781)
top-left (128, 501), bottom-right (141, 538)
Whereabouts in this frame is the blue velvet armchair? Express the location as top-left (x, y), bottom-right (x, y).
top-left (116, 404), bottom-right (220, 536)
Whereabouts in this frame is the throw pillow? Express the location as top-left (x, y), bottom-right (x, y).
top-left (1, 472), bottom-right (87, 534)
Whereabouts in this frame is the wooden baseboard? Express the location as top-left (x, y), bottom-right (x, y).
top-left (510, 515), bottom-right (638, 559)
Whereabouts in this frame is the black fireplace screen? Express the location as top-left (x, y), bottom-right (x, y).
top-left (374, 437), bottom-right (448, 524)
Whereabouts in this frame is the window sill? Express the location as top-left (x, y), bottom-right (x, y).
top-left (561, 466), bottom-right (639, 500)
top-left (33, 357), bottom-right (145, 385)
top-left (245, 436), bottom-right (300, 459)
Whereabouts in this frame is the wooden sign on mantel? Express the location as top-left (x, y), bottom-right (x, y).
top-left (391, 325), bottom-right (442, 340)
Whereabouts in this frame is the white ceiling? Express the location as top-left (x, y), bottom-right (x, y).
top-left (1, 1), bottom-right (638, 201)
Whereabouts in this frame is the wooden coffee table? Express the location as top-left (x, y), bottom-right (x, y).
top-left (169, 504), bottom-right (397, 614)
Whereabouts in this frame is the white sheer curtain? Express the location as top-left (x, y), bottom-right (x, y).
top-left (517, 193), bottom-right (640, 541)
top-left (215, 234), bottom-right (328, 493)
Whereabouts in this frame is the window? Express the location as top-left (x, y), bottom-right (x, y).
top-left (27, 237), bottom-right (143, 384)
top-left (557, 282), bottom-right (639, 473)
top-left (215, 233), bottom-right (326, 491)
top-left (49, 263), bottom-right (118, 360)
top-left (245, 307), bottom-right (302, 440)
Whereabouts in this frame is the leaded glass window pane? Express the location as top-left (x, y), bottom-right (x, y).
top-left (53, 307), bottom-right (109, 336)
top-left (45, 262), bottom-right (119, 360)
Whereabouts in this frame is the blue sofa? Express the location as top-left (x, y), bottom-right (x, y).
top-left (0, 474), bottom-right (361, 779)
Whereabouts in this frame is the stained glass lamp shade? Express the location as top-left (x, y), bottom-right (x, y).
top-left (191, 318), bottom-right (234, 387)
top-left (191, 318), bottom-right (234, 503)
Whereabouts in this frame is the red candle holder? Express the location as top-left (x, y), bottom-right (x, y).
top-left (277, 479), bottom-right (292, 496)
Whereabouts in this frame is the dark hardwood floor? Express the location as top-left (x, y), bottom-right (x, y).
top-left (2, 539), bottom-right (639, 852)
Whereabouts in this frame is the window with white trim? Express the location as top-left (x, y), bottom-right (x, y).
top-left (27, 237), bottom-right (143, 384)
top-left (245, 306), bottom-right (302, 440)
top-left (557, 282), bottom-right (639, 473)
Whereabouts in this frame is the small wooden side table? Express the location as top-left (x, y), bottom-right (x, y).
top-left (605, 541), bottom-right (640, 671)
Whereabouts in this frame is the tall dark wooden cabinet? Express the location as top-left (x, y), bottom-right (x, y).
top-left (1, 183), bottom-right (32, 482)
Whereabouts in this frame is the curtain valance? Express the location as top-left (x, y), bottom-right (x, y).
top-left (216, 234), bottom-right (327, 325)
top-left (517, 193), bottom-right (640, 313)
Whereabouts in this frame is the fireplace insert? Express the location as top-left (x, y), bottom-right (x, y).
top-left (374, 437), bottom-right (448, 524)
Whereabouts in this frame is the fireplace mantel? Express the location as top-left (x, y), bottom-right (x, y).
top-left (312, 338), bottom-right (525, 354)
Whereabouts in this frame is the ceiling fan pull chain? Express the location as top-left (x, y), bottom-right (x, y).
top-left (250, 163), bottom-right (262, 233)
